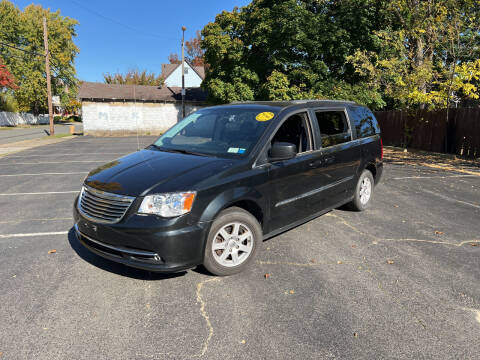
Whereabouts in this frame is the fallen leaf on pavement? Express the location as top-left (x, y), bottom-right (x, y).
top-left (386, 259), bottom-right (394, 264)
top-left (289, 290), bottom-right (295, 294)
top-left (241, 340), bottom-right (246, 344)
top-left (470, 243), bottom-right (478, 246)
top-left (353, 332), bottom-right (358, 337)
top-left (434, 231), bottom-right (444, 235)
top-left (337, 260), bottom-right (343, 264)
top-left (310, 259), bottom-right (316, 263)
top-left (351, 244), bottom-right (357, 248)
top-left (264, 273), bottom-right (270, 279)
top-left (48, 249), bottom-right (56, 254)
top-left (394, 205), bottom-right (399, 208)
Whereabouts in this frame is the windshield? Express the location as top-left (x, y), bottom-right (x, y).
top-left (153, 107), bottom-right (277, 157)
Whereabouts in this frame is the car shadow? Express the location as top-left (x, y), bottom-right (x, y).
top-left (67, 227), bottom-right (186, 280)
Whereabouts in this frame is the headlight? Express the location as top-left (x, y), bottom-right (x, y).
top-left (138, 192), bottom-right (196, 218)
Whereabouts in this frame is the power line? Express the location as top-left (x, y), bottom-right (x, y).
top-left (0, 51), bottom-right (40, 62)
top-left (0, 41), bottom-right (44, 57)
top-left (70, 0), bottom-right (180, 41)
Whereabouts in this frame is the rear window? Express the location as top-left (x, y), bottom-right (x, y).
top-left (348, 106), bottom-right (380, 139)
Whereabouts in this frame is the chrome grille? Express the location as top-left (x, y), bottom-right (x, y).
top-left (78, 185), bottom-right (135, 224)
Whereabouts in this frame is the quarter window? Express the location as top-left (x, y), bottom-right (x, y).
top-left (315, 111), bottom-right (351, 148)
top-left (348, 106), bottom-right (380, 139)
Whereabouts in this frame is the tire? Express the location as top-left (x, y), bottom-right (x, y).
top-left (347, 169), bottom-right (374, 211)
top-left (203, 207), bottom-right (262, 276)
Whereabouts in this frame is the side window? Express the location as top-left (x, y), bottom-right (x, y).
top-left (271, 112), bottom-right (312, 153)
top-left (349, 106), bottom-right (380, 139)
top-left (315, 111), bottom-right (351, 148)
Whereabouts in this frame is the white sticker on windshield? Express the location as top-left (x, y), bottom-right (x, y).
top-left (227, 147), bottom-right (246, 154)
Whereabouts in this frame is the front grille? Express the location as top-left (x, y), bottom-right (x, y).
top-left (78, 185), bottom-right (135, 224)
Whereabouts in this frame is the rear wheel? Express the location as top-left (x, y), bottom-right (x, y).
top-left (203, 207), bottom-right (261, 276)
top-left (347, 169), bottom-right (374, 211)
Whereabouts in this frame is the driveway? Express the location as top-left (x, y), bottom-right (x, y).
top-left (0, 137), bottom-right (479, 359)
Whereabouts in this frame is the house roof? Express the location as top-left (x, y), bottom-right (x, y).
top-left (78, 82), bottom-right (207, 102)
top-left (161, 61), bottom-right (205, 80)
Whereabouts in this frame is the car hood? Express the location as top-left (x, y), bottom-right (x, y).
top-left (84, 149), bottom-right (232, 196)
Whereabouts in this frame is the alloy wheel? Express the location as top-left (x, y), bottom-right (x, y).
top-left (211, 222), bottom-right (254, 267)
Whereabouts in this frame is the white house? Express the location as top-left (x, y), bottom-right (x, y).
top-left (161, 61), bottom-right (205, 87)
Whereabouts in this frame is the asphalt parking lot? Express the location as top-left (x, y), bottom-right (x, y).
top-left (0, 124), bottom-right (82, 145)
top-left (0, 136), bottom-right (479, 360)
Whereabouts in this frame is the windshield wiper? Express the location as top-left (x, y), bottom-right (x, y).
top-left (154, 146), bottom-right (209, 157)
top-left (149, 144), bottom-right (162, 151)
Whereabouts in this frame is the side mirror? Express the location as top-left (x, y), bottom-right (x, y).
top-left (268, 142), bottom-right (297, 162)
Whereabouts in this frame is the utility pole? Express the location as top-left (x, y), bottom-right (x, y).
top-left (43, 17), bottom-right (54, 136)
top-left (181, 26), bottom-right (186, 119)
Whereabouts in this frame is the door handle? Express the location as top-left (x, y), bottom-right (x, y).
top-left (309, 159), bottom-right (323, 167)
top-left (324, 156), bottom-right (335, 164)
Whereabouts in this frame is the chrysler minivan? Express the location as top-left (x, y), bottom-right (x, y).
top-left (73, 100), bottom-right (383, 275)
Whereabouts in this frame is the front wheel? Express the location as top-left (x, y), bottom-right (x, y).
top-left (203, 207), bottom-right (262, 276)
top-left (347, 169), bottom-right (374, 211)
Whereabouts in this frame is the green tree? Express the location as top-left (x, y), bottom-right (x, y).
top-left (347, 0), bottom-right (480, 110)
top-left (0, 0), bottom-right (79, 113)
top-left (201, 0), bottom-right (389, 108)
top-left (103, 69), bottom-right (164, 86)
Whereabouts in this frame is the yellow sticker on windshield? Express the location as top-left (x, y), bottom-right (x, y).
top-left (256, 112), bottom-right (274, 122)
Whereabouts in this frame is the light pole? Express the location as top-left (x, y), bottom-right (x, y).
top-left (181, 26), bottom-right (186, 118)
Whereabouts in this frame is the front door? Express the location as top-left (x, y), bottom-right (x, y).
top-left (266, 111), bottom-right (320, 231)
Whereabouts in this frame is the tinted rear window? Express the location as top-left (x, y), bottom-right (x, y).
top-left (348, 106), bottom-right (380, 139)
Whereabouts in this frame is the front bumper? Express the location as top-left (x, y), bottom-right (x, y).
top-left (73, 201), bottom-right (211, 272)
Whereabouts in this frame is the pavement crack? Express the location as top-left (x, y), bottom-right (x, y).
top-left (326, 212), bottom-right (379, 240)
top-left (462, 308), bottom-right (480, 325)
top-left (376, 238), bottom-right (480, 247)
top-left (195, 277), bottom-right (221, 357)
top-left (256, 260), bottom-right (357, 267)
top-left (328, 212), bottom-right (480, 248)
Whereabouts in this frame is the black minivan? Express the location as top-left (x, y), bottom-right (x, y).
top-left (73, 100), bottom-right (383, 275)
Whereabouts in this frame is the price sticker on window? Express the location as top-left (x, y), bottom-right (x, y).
top-left (256, 112), bottom-right (274, 122)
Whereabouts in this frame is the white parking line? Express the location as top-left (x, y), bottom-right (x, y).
top-left (392, 174), bottom-right (478, 180)
top-left (3, 152), bottom-right (125, 158)
top-left (0, 160), bottom-right (108, 165)
top-left (421, 189), bottom-right (480, 209)
top-left (0, 231), bottom-right (69, 239)
top-left (0, 191), bottom-right (79, 196)
top-left (0, 172), bottom-right (87, 177)
top-left (0, 217), bottom-right (72, 224)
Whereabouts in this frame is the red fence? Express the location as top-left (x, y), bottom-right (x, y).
top-left (374, 108), bottom-right (480, 159)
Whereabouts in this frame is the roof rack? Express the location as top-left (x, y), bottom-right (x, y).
top-left (229, 99), bottom-right (356, 104)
